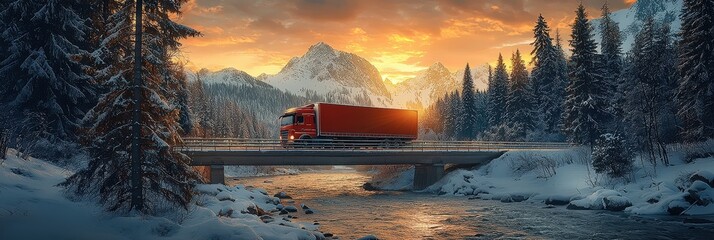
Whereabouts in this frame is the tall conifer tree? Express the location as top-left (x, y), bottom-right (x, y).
top-left (505, 50), bottom-right (534, 140)
top-left (459, 64), bottom-right (476, 139)
top-left (487, 54), bottom-right (509, 128)
top-left (600, 3), bottom-right (623, 127)
top-left (65, 0), bottom-right (201, 214)
top-left (676, 0), bottom-right (714, 142)
top-left (0, 0), bottom-right (96, 156)
top-left (530, 14), bottom-right (564, 138)
top-left (563, 4), bottom-right (609, 145)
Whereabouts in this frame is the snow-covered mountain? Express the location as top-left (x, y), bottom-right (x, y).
top-left (189, 68), bottom-right (273, 88)
top-left (388, 63), bottom-right (489, 110)
top-left (264, 42), bottom-right (392, 107)
top-left (592, 0), bottom-right (682, 53)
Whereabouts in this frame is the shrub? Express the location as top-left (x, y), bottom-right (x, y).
top-left (592, 133), bottom-right (634, 178)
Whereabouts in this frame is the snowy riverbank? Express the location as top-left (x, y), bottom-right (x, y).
top-left (0, 149), bottom-right (329, 240)
top-left (371, 146), bottom-right (714, 216)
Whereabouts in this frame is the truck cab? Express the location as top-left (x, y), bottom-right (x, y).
top-left (279, 104), bottom-right (317, 143)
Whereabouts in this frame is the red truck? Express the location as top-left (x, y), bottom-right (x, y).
top-left (279, 103), bottom-right (418, 144)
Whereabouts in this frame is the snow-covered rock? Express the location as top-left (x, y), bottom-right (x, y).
top-left (567, 189), bottom-right (633, 211)
top-left (400, 146), bottom-right (714, 215)
top-left (274, 191), bottom-right (292, 199)
top-left (284, 205), bottom-right (298, 212)
top-left (689, 170), bottom-right (714, 188)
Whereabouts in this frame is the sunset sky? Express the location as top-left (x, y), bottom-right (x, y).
top-left (176, 0), bottom-right (635, 83)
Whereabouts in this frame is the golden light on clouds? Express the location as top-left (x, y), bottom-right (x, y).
top-left (176, 0), bottom-right (633, 83)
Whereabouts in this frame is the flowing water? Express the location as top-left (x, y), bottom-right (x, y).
top-left (228, 169), bottom-right (714, 240)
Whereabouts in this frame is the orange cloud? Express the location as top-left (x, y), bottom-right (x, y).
top-left (177, 0), bottom-right (631, 83)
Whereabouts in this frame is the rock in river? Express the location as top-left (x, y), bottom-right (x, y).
top-left (274, 191), bottom-right (292, 199)
top-left (284, 205), bottom-right (298, 212)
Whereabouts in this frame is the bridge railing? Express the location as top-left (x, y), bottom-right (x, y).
top-left (177, 138), bottom-right (574, 152)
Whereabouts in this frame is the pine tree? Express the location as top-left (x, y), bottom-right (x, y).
top-left (188, 72), bottom-right (213, 137)
top-left (0, 0), bottom-right (96, 156)
top-left (459, 64), bottom-right (477, 140)
top-left (600, 2), bottom-right (623, 130)
top-left (473, 90), bottom-right (489, 136)
top-left (487, 54), bottom-right (509, 128)
top-left (175, 69), bottom-right (193, 135)
top-left (65, 0), bottom-right (201, 214)
top-left (676, 0), bottom-right (714, 142)
top-left (530, 14), bottom-right (564, 138)
top-left (563, 4), bottom-right (610, 146)
top-left (443, 91), bottom-right (461, 140)
top-left (505, 50), bottom-right (534, 140)
top-left (592, 133), bottom-right (634, 178)
top-left (623, 18), bottom-right (676, 166)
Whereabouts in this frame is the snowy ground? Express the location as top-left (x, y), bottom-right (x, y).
top-left (0, 149), bottom-right (328, 240)
top-left (373, 146), bottom-right (714, 216)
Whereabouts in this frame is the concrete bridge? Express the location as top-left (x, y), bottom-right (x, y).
top-left (179, 138), bottom-right (573, 189)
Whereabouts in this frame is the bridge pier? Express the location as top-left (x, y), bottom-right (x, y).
top-left (413, 164), bottom-right (444, 190)
top-left (209, 165), bottom-right (225, 184)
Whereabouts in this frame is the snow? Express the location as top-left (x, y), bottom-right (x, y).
top-left (0, 149), bottom-right (325, 240)
top-left (592, 0), bottom-right (682, 53)
top-left (263, 42), bottom-right (393, 107)
top-left (225, 166), bottom-right (300, 178)
top-left (368, 166), bottom-right (415, 191)
top-left (373, 146), bottom-right (714, 215)
top-left (569, 189), bottom-right (632, 210)
top-left (388, 63), bottom-right (489, 110)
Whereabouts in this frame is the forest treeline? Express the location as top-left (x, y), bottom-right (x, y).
top-left (420, 2), bottom-right (713, 176)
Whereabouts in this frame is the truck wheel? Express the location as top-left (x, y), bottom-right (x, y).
top-left (298, 135), bottom-right (311, 148)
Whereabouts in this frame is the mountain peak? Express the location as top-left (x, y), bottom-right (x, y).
top-left (306, 42), bottom-right (336, 56)
top-left (427, 62), bottom-right (448, 72)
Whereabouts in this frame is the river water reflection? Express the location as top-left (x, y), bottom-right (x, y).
top-left (228, 169), bottom-right (714, 240)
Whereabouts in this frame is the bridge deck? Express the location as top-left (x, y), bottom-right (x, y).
top-left (180, 138), bottom-right (572, 166)
top-left (184, 150), bottom-right (506, 165)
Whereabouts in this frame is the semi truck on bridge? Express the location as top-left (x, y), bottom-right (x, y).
top-left (279, 103), bottom-right (418, 144)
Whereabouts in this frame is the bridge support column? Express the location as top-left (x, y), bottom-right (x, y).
top-left (413, 164), bottom-right (444, 190)
top-left (209, 165), bottom-right (225, 184)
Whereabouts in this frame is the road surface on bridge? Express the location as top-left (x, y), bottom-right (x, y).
top-left (179, 138), bottom-right (575, 188)
top-left (179, 138), bottom-right (573, 166)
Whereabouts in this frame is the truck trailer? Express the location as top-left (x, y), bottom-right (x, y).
top-left (279, 103), bottom-right (418, 144)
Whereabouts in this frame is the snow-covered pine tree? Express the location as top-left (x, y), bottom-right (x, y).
top-left (599, 3), bottom-right (623, 130)
top-left (623, 18), bottom-right (676, 166)
top-left (64, 0), bottom-right (201, 214)
top-left (473, 89), bottom-right (489, 136)
top-left (443, 91), bottom-right (461, 140)
top-left (505, 50), bottom-right (534, 140)
top-left (563, 4), bottom-right (610, 146)
top-left (549, 30), bottom-right (569, 139)
top-left (0, 0), bottom-right (96, 157)
top-left (487, 54), bottom-right (509, 128)
top-left (483, 65), bottom-right (493, 131)
top-left (592, 133), bottom-right (634, 178)
top-left (459, 64), bottom-right (477, 140)
top-left (187, 70), bottom-right (217, 137)
top-left (174, 69), bottom-right (193, 135)
top-left (676, 0), bottom-right (714, 142)
top-left (530, 14), bottom-right (563, 139)
top-left (653, 23), bottom-right (679, 144)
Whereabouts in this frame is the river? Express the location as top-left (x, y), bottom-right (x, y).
top-left (228, 169), bottom-right (714, 240)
